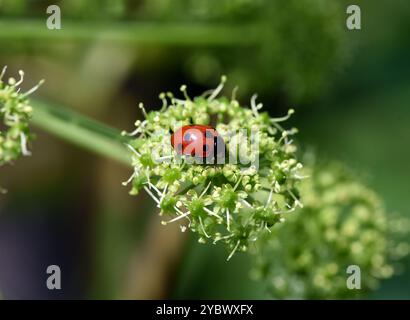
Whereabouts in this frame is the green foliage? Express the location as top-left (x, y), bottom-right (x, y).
top-left (178, 0), bottom-right (348, 101)
top-left (135, 0), bottom-right (348, 101)
top-left (0, 0), bottom-right (348, 102)
top-left (0, 66), bottom-right (43, 166)
top-left (123, 77), bottom-right (304, 259)
top-left (251, 160), bottom-right (410, 299)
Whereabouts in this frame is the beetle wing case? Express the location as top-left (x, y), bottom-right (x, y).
top-left (171, 125), bottom-right (226, 164)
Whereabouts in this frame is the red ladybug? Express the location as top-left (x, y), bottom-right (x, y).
top-left (170, 125), bottom-right (225, 161)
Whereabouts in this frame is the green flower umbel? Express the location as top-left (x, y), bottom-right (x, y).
top-left (123, 77), bottom-right (304, 259)
top-left (251, 160), bottom-right (410, 298)
top-left (0, 66), bottom-right (43, 166)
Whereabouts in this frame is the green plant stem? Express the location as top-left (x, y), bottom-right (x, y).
top-left (0, 20), bottom-right (261, 46)
top-left (32, 99), bottom-right (131, 165)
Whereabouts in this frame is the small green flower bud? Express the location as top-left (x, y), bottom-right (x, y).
top-left (252, 160), bottom-right (410, 299)
top-left (1, 67), bottom-right (43, 168)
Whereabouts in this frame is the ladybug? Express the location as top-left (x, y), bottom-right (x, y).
top-left (170, 125), bottom-right (225, 163)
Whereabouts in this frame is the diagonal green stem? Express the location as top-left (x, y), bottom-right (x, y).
top-left (31, 99), bottom-right (131, 165)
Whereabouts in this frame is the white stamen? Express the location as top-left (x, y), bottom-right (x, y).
top-left (271, 121), bottom-right (285, 133)
top-left (200, 181), bottom-right (212, 198)
top-left (204, 207), bottom-right (221, 219)
top-left (15, 70), bottom-right (24, 87)
top-left (288, 189), bottom-right (303, 208)
top-left (20, 133), bottom-right (31, 156)
top-left (208, 75), bottom-right (226, 101)
top-left (166, 92), bottom-right (176, 105)
top-left (250, 94), bottom-right (259, 117)
top-left (226, 208), bottom-right (231, 231)
top-left (266, 188), bottom-right (273, 208)
top-left (199, 217), bottom-right (210, 238)
top-left (213, 234), bottom-right (234, 244)
top-left (227, 240), bottom-right (240, 261)
top-left (180, 85), bottom-right (191, 101)
top-left (138, 102), bottom-right (148, 118)
top-left (143, 186), bottom-right (160, 204)
top-left (233, 175), bottom-right (243, 191)
top-left (126, 144), bottom-right (140, 157)
top-left (23, 79), bottom-right (44, 96)
top-left (200, 89), bottom-right (214, 98)
top-left (155, 155), bottom-right (173, 162)
top-left (148, 181), bottom-right (163, 197)
top-left (174, 207), bottom-right (192, 226)
top-left (294, 174), bottom-right (310, 180)
top-left (231, 86), bottom-right (238, 101)
top-left (173, 98), bottom-right (188, 105)
top-left (122, 123), bottom-right (145, 137)
top-left (122, 171), bottom-right (136, 186)
top-left (0, 65), bottom-right (7, 81)
top-left (241, 199), bottom-right (253, 208)
top-left (145, 170), bottom-right (151, 188)
top-left (162, 211), bottom-right (191, 224)
top-left (270, 109), bottom-right (295, 123)
top-left (159, 184), bottom-right (168, 204)
top-left (173, 207), bottom-right (191, 228)
top-left (159, 93), bottom-right (168, 111)
top-left (275, 206), bottom-right (296, 214)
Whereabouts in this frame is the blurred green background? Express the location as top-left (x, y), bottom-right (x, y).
top-left (0, 0), bottom-right (409, 299)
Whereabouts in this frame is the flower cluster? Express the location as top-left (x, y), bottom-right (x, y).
top-left (0, 66), bottom-right (43, 166)
top-left (123, 77), bottom-right (304, 259)
top-left (251, 160), bottom-right (410, 299)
